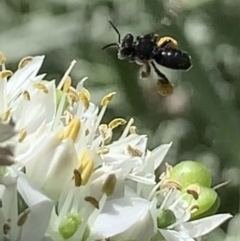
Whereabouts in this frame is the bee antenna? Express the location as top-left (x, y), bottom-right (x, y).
top-left (108, 19), bottom-right (121, 44)
top-left (102, 43), bottom-right (119, 50)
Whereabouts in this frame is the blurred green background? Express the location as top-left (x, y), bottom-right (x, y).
top-left (1, 0), bottom-right (240, 239)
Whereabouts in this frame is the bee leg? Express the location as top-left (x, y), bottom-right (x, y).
top-left (150, 62), bottom-right (174, 96)
top-left (157, 37), bottom-right (178, 49)
top-left (139, 62), bottom-right (151, 79)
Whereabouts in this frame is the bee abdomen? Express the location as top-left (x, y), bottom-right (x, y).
top-left (153, 48), bottom-right (192, 70)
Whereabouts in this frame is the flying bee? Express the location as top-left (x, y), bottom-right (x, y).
top-left (102, 19), bottom-right (192, 96)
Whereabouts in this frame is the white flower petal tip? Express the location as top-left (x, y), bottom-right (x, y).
top-left (150, 142), bottom-right (172, 170)
top-left (182, 213), bottom-right (233, 238)
top-left (92, 198), bottom-right (151, 239)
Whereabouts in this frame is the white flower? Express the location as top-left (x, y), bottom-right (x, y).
top-left (12, 80), bottom-right (56, 134)
top-left (0, 56), bottom-right (45, 116)
top-left (91, 197), bottom-right (153, 241)
top-left (0, 54), bottom-right (232, 241)
top-left (47, 165), bottom-right (126, 241)
top-left (155, 188), bottom-right (232, 241)
top-left (16, 129), bottom-right (78, 201)
top-left (0, 168), bottom-right (53, 241)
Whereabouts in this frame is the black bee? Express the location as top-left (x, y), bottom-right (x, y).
top-left (102, 20), bottom-right (192, 96)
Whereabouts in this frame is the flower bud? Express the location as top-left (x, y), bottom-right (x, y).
top-left (157, 209), bottom-right (176, 228)
top-left (169, 160), bottom-right (212, 188)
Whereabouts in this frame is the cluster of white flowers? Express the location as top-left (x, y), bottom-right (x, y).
top-left (0, 55), bottom-right (232, 241)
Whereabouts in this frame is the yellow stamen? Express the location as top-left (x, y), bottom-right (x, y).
top-left (108, 118), bottom-right (126, 130)
top-left (63, 76), bottom-right (72, 93)
top-left (33, 83), bottom-right (49, 94)
top-left (69, 86), bottom-right (79, 102)
top-left (161, 180), bottom-right (181, 191)
top-left (160, 162), bottom-right (173, 180)
top-left (17, 209), bottom-right (31, 226)
top-left (63, 111), bottom-right (73, 125)
top-left (81, 88), bottom-right (90, 100)
top-left (84, 196), bottom-right (99, 209)
top-left (22, 90), bottom-right (31, 101)
top-left (18, 128), bottom-right (27, 143)
top-left (0, 70), bottom-right (13, 79)
top-left (67, 91), bottom-right (79, 104)
top-left (129, 126), bottom-right (138, 134)
top-left (81, 159), bottom-right (94, 186)
top-left (101, 92), bottom-right (116, 106)
top-left (189, 204), bottom-right (199, 214)
top-left (62, 118), bottom-right (81, 142)
top-left (127, 145), bottom-right (143, 157)
top-left (97, 147), bottom-right (109, 155)
top-left (18, 56), bottom-right (33, 69)
top-left (102, 174), bottom-right (117, 197)
top-left (98, 124), bottom-right (108, 136)
top-left (99, 124), bottom-right (112, 144)
top-left (0, 109), bottom-right (11, 122)
top-left (187, 184), bottom-right (200, 200)
top-left (0, 52), bottom-right (6, 65)
top-left (119, 118), bottom-right (134, 139)
top-left (78, 149), bottom-right (94, 185)
top-left (79, 91), bottom-right (90, 109)
top-left (73, 169), bottom-right (82, 187)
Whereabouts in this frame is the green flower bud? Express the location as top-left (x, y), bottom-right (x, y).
top-left (192, 195), bottom-right (220, 220)
top-left (183, 185), bottom-right (218, 220)
top-left (169, 160), bottom-right (212, 188)
top-left (58, 212), bottom-right (90, 240)
top-left (157, 209), bottom-right (176, 228)
top-left (59, 213), bottom-right (81, 239)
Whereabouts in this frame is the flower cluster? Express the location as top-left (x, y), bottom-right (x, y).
top-left (0, 54), bottom-right (231, 241)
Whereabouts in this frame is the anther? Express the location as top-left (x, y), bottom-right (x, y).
top-left (101, 92), bottom-right (116, 106)
top-left (18, 56), bottom-right (33, 69)
top-left (102, 174), bottom-right (117, 197)
top-left (18, 128), bottom-right (27, 143)
top-left (17, 209), bottom-right (31, 226)
top-left (84, 196), bottom-right (99, 209)
top-left (73, 169), bottom-right (82, 187)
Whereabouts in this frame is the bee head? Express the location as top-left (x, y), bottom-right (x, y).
top-left (118, 33), bottom-right (134, 60)
top-left (102, 19), bottom-right (134, 59)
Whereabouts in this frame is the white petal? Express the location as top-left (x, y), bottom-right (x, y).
top-left (7, 56), bottom-right (45, 102)
top-left (17, 173), bottom-right (54, 241)
top-left (113, 206), bottom-right (155, 241)
top-left (107, 134), bottom-right (147, 154)
top-left (150, 142), bottom-right (172, 170)
top-left (91, 197), bottom-right (150, 239)
top-left (41, 140), bottom-right (79, 200)
top-left (13, 80), bottom-right (56, 134)
top-left (0, 78), bottom-right (7, 113)
top-left (181, 214), bottom-right (232, 238)
top-left (160, 229), bottom-right (194, 241)
top-left (128, 173), bottom-right (156, 185)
